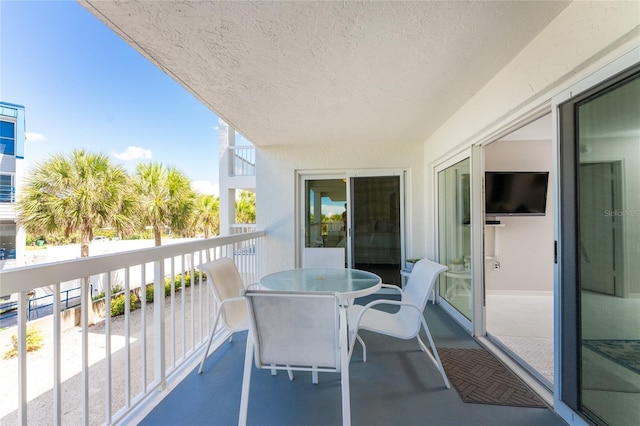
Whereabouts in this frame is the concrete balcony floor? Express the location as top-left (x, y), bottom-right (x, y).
top-left (141, 301), bottom-right (566, 426)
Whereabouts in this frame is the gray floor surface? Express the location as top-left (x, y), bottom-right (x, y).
top-left (140, 298), bottom-right (566, 426)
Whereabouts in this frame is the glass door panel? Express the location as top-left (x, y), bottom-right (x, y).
top-left (351, 176), bottom-right (402, 285)
top-left (576, 72), bottom-right (640, 426)
top-left (304, 178), bottom-right (347, 254)
top-left (438, 158), bottom-right (472, 319)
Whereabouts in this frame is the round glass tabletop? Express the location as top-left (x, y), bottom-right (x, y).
top-left (260, 268), bottom-right (382, 299)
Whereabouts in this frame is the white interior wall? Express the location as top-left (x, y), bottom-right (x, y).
top-left (256, 142), bottom-right (424, 276)
top-left (484, 139), bottom-right (554, 293)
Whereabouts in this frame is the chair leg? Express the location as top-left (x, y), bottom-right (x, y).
top-left (339, 308), bottom-right (351, 426)
top-left (239, 333), bottom-right (254, 426)
top-left (312, 370), bottom-right (318, 384)
top-left (416, 335), bottom-right (429, 354)
top-left (419, 317), bottom-right (450, 389)
top-left (356, 335), bottom-right (367, 362)
top-left (198, 311), bottom-right (222, 374)
top-left (348, 332), bottom-right (367, 363)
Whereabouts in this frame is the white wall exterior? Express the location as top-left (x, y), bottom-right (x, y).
top-left (423, 1), bottom-right (640, 258)
top-left (257, 1), bottom-right (639, 278)
top-left (256, 141), bottom-right (424, 275)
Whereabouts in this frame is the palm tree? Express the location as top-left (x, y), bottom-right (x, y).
top-left (236, 190), bottom-right (256, 224)
top-left (17, 149), bottom-right (135, 325)
top-left (17, 149), bottom-right (135, 257)
top-left (134, 163), bottom-right (195, 246)
top-left (193, 194), bottom-right (220, 238)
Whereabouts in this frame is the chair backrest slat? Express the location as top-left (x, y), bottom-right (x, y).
top-left (245, 290), bottom-right (340, 370)
top-left (403, 259), bottom-right (448, 311)
top-left (199, 258), bottom-right (248, 330)
top-left (302, 247), bottom-right (345, 268)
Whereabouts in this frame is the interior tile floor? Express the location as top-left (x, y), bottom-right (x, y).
top-left (486, 293), bottom-right (554, 384)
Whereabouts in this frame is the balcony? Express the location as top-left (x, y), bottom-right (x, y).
top-left (0, 231), bottom-right (563, 425)
top-left (229, 146), bottom-right (255, 177)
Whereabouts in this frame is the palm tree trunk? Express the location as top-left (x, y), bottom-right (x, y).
top-left (81, 229), bottom-right (97, 326)
top-left (154, 224), bottom-right (162, 247)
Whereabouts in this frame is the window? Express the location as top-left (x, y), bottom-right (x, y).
top-left (0, 120), bottom-right (16, 156)
top-left (0, 175), bottom-right (14, 202)
top-left (0, 222), bottom-right (16, 260)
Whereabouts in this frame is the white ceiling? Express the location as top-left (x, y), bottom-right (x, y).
top-left (80, 1), bottom-right (570, 147)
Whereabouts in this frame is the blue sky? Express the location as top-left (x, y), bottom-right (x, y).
top-left (1, 0), bottom-right (249, 196)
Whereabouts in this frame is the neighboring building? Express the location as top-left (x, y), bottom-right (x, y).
top-left (218, 119), bottom-right (256, 236)
top-left (0, 101), bottom-right (26, 271)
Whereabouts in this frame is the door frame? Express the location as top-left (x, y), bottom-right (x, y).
top-left (553, 47), bottom-right (640, 422)
top-left (434, 149), bottom-right (477, 334)
top-left (296, 169), bottom-right (407, 271)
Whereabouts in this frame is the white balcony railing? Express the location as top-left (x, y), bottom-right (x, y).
top-left (228, 146), bottom-right (255, 177)
top-left (230, 223), bottom-right (257, 235)
top-left (0, 231), bottom-right (265, 425)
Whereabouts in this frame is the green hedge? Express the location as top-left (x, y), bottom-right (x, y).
top-left (110, 292), bottom-right (140, 317)
top-left (145, 270), bottom-right (206, 303)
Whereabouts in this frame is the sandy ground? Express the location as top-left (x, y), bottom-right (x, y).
top-left (0, 283), bottom-right (208, 426)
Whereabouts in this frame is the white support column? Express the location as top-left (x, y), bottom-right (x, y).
top-left (219, 119), bottom-right (237, 236)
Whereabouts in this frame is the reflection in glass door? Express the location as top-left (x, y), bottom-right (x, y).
top-left (351, 176), bottom-right (402, 286)
top-left (561, 68), bottom-right (640, 426)
top-left (438, 158), bottom-right (472, 320)
top-left (305, 179), bottom-right (347, 248)
top-left (303, 175), bottom-right (402, 280)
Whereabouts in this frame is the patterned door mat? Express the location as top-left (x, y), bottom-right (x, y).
top-left (582, 340), bottom-right (640, 375)
top-left (438, 348), bottom-right (546, 408)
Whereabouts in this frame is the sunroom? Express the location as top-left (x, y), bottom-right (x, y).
top-left (2, 1), bottom-right (639, 425)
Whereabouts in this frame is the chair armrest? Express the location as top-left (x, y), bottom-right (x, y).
top-left (380, 283), bottom-right (403, 295)
top-left (351, 299), bottom-right (422, 331)
top-left (219, 295), bottom-right (247, 308)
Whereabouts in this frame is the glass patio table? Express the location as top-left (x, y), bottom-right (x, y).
top-left (260, 268), bottom-right (382, 300)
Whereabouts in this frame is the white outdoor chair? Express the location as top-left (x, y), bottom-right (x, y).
top-left (239, 290), bottom-right (352, 426)
top-left (197, 257), bottom-right (250, 374)
top-left (348, 258), bottom-right (450, 389)
top-left (302, 247), bottom-right (345, 268)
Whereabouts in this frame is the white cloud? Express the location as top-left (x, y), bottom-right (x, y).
top-left (25, 132), bottom-right (47, 142)
top-left (192, 180), bottom-right (219, 197)
top-left (112, 146), bottom-right (153, 161)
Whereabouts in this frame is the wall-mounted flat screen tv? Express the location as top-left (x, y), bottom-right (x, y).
top-left (485, 171), bottom-right (549, 216)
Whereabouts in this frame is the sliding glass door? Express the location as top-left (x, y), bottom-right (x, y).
top-left (351, 175), bottom-right (402, 286)
top-left (301, 172), bottom-right (404, 284)
top-left (560, 65), bottom-right (640, 426)
top-left (438, 158), bottom-right (472, 321)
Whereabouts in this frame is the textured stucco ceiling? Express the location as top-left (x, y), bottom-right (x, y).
top-left (80, 1), bottom-right (570, 147)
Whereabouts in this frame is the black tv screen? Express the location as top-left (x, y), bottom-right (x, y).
top-left (485, 172), bottom-right (549, 216)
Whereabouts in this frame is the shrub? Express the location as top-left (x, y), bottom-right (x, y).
top-left (110, 292), bottom-right (140, 317)
top-left (163, 270), bottom-right (205, 291)
top-left (93, 284), bottom-right (125, 301)
top-left (3, 327), bottom-right (44, 359)
top-left (145, 284), bottom-right (155, 303)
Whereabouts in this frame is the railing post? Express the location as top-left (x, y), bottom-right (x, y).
top-left (81, 277), bottom-right (89, 426)
top-left (53, 283), bottom-right (61, 426)
top-left (154, 260), bottom-right (166, 390)
top-left (18, 290), bottom-right (27, 425)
